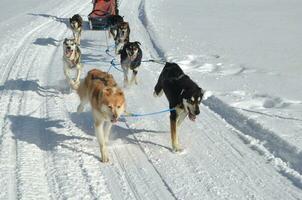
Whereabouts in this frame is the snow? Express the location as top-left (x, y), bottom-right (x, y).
top-left (0, 0), bottom-right (301, 199)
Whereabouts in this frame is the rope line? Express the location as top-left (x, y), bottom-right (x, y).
top-left (121, 108), bottom-right (175, 118)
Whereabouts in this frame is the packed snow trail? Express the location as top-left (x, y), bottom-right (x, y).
top-left (0, 0), bottom-right (301, 199)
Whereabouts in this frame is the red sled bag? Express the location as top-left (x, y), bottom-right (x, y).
top-left (88, 0), bottom-right (117, 30)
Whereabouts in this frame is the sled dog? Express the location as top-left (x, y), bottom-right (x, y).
top-left (107, 14), bottom-right (124, 39)
top-left (63, 38), bottom-right (82, 90)
top-left (77, 69), bottom-right (126, 162)
top-left (69, 14), bottom-right (83, 45)
top-left (114, 22), bottom-right (130, 54)
top-left (120, 41), bottom-right (142, 87)
top-left (153, 62), bottom-right (205, 152)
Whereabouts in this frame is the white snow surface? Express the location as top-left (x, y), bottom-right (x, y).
top-left (0, 0), bottom-right (301, 199)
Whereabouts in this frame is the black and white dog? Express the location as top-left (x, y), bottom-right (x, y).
top-left (114, 22), bottom-right (130, 54)
top-left (69, 14), bottom-right (83, 45)
top-left (120, 41), bottom-right (142, 87)
top-left (107, 15), bottom-right (124, 39)
top-left (154, 62), bottom-right (205, 152)
top-left (63, 38), bottom-right (82, 90)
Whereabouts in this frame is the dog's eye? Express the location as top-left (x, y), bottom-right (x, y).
top-left (117, 106), bottom-right (121, 109)
top-left (108, 106), bottom-right (113, 109)
top-left (187, 99), bottom-right (193, 104)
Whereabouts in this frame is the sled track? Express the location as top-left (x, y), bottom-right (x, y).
top-left (203, 96), bottom-right (302, 188)
top-left (0, 1), bottom-right (92, 199)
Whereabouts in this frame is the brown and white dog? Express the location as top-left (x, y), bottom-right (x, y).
top-left (77, 69), bottom-right (126, 162)
top-left (63, 38), bottom-right (82, 90)
top-left (69, 14), bottom-right (83, 45)
top-left (114, 22), bottom-right (130, 54)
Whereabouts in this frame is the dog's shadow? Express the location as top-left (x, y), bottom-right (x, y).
top-left (0, 79), bottom-right (61, 97)
top-left (7, 115), bottom-right (91, 151)
top-left (33, 37), bottom-right (60, 46)
top-left (28, 13), bottom-right (91, 30)
top-left (70, 111), bottom-right (170, 150)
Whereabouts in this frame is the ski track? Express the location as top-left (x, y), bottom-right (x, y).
top-left (0, 0), bottom-right (302, 199)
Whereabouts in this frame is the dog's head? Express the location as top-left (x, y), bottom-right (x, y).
top-left (125, 41), bottom-right (141, 58)
top-left (100, 87), bottom-right (126, 123)
top-left (70, 19), bottom-right (79, 29)
top-left (63, 38), bottom-right (77, 58)
top-left (70, 15), bottom-right (81, 29)
top-left (118, 22), bottom-right (129, 35)
top-left (182, 87), bottom-right (205, 121)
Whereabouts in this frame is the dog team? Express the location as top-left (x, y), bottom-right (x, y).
top-left (63, 14), bottom-right (205, 162)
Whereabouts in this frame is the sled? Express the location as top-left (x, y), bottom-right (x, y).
top-left (88, 0), bottom-right (117, 30)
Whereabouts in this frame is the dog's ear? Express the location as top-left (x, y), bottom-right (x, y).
top-left (63, 38), bottom-right (68, 43)
top-left (103, 87), bottom-right (113, 96)
top-left (135, 41), bottom-right (141, 46)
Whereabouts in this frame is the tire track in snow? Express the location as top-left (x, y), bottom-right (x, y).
top-left (134, 0), bottom-right (302, 192)
top-left (0, 1), bottom-right (91, 199)
top-left (203, 96), bottom-right (302, 188)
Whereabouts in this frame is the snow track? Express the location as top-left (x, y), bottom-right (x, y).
top-left (0, 0), bottom-right (302, 199)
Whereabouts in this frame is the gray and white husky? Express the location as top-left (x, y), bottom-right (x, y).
top-left (63, 38), bottom-right (82, 90)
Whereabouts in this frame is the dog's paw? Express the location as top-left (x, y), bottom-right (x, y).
top-left (172, 148), bottom-right (186, 154)
top-left (71, 80), bottom-right (80, 90)
top-left (153, 90), bottom-right (163, 97)
top-left (101, 156), bottom-right (109, 163)
top-left (153, 91), bottom-right (158, 97)
top-left (77, 104), bottom-right (84, 113)
top-left (172, 144), bottom-right (183, 153)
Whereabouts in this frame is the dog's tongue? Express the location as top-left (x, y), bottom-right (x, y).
top-left (188, 113), bottom-right (196, 122)
top-left (65, 49), bottom-right (73, 57)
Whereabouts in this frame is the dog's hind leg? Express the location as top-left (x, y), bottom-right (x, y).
top-left (170, 109), bottom-right (181, 152)
top-left (77, 91), bottom-right (88, 113)
top-left (94, 118), bottom-right (109, 162)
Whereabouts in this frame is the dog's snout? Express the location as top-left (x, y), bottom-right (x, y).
top-left (67, 46), bottom-right (71, 50)
top-left (113, 113), bottom-right (117, 119)
top-left (195, 106), bottom-right (200, 115)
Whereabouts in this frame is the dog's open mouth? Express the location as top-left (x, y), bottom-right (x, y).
top-left (65, 49), bottom-right (73, 57)
top-left (188, 108), bottom-right (196, 122)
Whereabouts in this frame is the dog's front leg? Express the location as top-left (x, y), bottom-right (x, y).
top-left (95, 119), bottom-right (109, 162)
top-left (176, 107), bottom-right (187, 127)
top-left (115, 42), bottom-right (123, 55)
top-left (130, 69), bottom-right (138, 85)
top-left (103, 121), bottom-right (113, 145)
top-left (77, 30), bottom-right (81, 45)
top-left (63, 63), bottom-right (74, 86)
top-left (75, 63), bottom-right (82, 86)
top-left (170, 110), bottom-right (180, 152)
top-left (121, 65), bottom-right (129, 87)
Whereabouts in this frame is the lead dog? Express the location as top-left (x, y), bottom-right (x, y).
top-left (120, 41), bottom-right (142, 87)
top-left (63, 38), bottom-right (82, 90)
top-left (154, 62), bottom-right (205, 152)
top-left (69, 14), bottom-right (83, 45)
top-left (114, 22), bottom-right (130, 54)
top-left (77, 69), bottom-right (126, 162)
